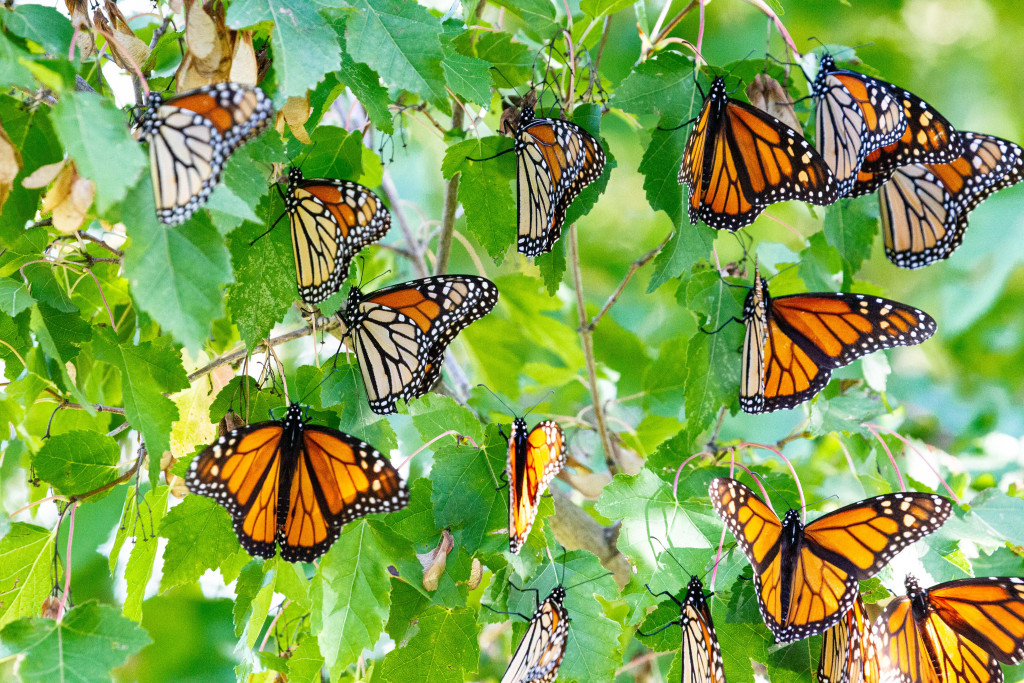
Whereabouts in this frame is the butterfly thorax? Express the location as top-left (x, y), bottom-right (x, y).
top-left (275, 403), bottom-right (308, 527)
top-left (685, 575), bottom-right (709, 612)
top-left (546, 585), bottom-right (567, 608)
top-left (508, 417), bottom-right (530, 501)
top-left (812, 54), bottom-right (838, 95)
top-left (339, 286), bottom-right (365, 328)
top-left (777, 508), bottom-right (805, 618)
top-left (139, 92), bottom-right (167, 134)
top-left (284, 167), bottom-right (305, 209)
top-left (742, 276), bottom-right (769, 325)
top-left (905, 574), bottom-right (930, 620)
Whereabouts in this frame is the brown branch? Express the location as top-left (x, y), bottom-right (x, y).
top-left (435, 102), bottom-right (464, 276)
top-left (380, 171), bottom-right (430, 279)
top-left (584, 230), bottom-right (672, 332)
top-left (568, 224), bottom-right (621, 472)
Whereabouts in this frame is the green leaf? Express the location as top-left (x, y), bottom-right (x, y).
top-left (443, 137), bottom-right (516, 259)
top-left (797, 232), bottom-right (842, 292)
top-left (159, 495), bottom-right (244, 591)
top-left (91, 328), bottom-right (187, 483)
top-left (409, 394), bottom-right (484, 444)
top-left (441, 45), bottom-right (493, 107)
top-left (808, 395), bottom-right (884, 436)
top-left (346, 0), bottom-right (448, 110)
top-left (32, 430), bottom-right (119, 496)
top-left (233, 561), bottom-right (276, 649)
top-left (823, 196), bottom-right (876, 277)
top-left (121, 182), bottom-right (234, 352)
top-left (328, 17), bottom-right (393, 134)
top-left (374, 606), bottom-right (478, 683)
top-left (226, 0), bottom-right (341, 98)
top-left (430, 436), bottom-right (506, 552)
top-left (967, 489), bottom-right (1024, 547)
top-left (122, 487), bottom-right (170, 622)
top-left (30, 301), bottom-right (90, 363)
top-left (226, 200), bottom-right (295, 349)
top-left (311, 520), bottom-right (409, 677)
top-left (51, 91), bottom-right (146, 212)
top-left (535, 237), bottom-right (566, 295)
top-left (1, 5), bottom-right (73, 56)
top-left (0, 524), bottom-right (55, 629)
top-left (286, 634), bottom-right (326, 683)
top-left (0, 602), bottom-right (151, 683)
top-left (488, 0), bottom-right (559, 41)
top-left (0, 32), bottom-right (36, 90)
top-left (317, 364), bottom-right (400, 456)
top-left (580, 0), bottom-right (636, 19)
top-left (473, 32), bottom-right (532, 89)
top-left (615, 52), bottom-right (698, 122)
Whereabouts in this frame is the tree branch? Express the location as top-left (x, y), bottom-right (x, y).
top-left (435, 103), bottom-right (464, 276)
top-left (584, 230), bottom-right (672, 332)
top-left (568, 224), bottom-right (621, 471)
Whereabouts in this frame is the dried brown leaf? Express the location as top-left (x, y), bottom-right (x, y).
top-left (22, 159), bottom-right (68, 189)
top-left (276, 96), bottom-right (312, 144)
top-left (0, 120), bottom-right (23, 209)
top-left (746, 74), bottom-right (803, 135)
top-left (40, 161), bottom-right (94, 234)
top-left (229, 31), bottom-right (258, 85)
top-left (417, 528), bottom-right (454, 591)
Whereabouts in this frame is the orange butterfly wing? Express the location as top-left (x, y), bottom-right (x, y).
top-left (679, 77), bottom-right (839, 232)
top-left (508, 419), bottom-right (566, 553)
top-left (742, 278), bottom-right (937, 413)
top-left (186, 404), bottom-right (409, 562)
top-left (872, 576), bottom-right (1024, 683)
top-left (819, 592), bottom-right (871, 683)
top-left (501, 587), bottom-right (569, 683)
top-left (280, 425), bottom-right (409, 562)
top-left (851, 88), bottom-right (962, 198)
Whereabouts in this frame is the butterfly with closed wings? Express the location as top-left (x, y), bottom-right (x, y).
top-left (808, 53), bottom-right (909, 197)
top-left (872, 574), bottom-right (1024, 683)
top-left (818, 590), bottom-right (880, 683)
top-left (275, 167), bottom-right (391, 304)
top-left (185, 402), bottom-right (409, 562)
top-left (738, 265), bottom-right (937, 413)
top-left (639, 575), bottom-right (727, 683)
top-left (876, 132), bottom-right (1024, 268)
top-left (337, 275), bottom-right (499, 415)
top-left (709, 477), bottom-right (951, 643)
top-left (136, 82), bottom-right (273, 225)
top-left (677, 75), bottom-right (839, 231)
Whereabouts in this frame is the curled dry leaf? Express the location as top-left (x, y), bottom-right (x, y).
top-left (746, 73), bottom-right (803, 136)
top-left (28, 160), bottom-right (95, 234)
top-left (276, 96), bottom-right (312, 144)
top-left (417, 528), bottom-right (454, 591)
top-left (96, 2), bottom-right (150, 74)
top-left (467, 557), bottom-right (482, 590)
top-left (65, 0), bottom-right (96, 59)
top-left (176, 0), bottom-right (233, 89)
top-left (229, 31), bottom-right (258, 85)
top-left (0, 120), bottom-right (23, 210)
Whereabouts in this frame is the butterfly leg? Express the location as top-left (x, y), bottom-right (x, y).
top-left (509, 579), bottom-right (543, 610)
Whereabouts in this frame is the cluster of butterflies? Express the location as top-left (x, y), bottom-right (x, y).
top-left (679, 51), bottom-right (1024, 269)
top-left (630, 476), bottom-right (1024, 683)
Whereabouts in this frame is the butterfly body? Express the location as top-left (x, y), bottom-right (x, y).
top-left (281, 167), bottom-right (391, 304)
top-left (339, 275), bottom-right (499, 414)
top-left (186, 403), bottom-right (409, 562)
top-left (739, 271), bottom-right (937, 413)
top-left (502, 585), bottom-right (569, 683)
top-left (507, 417), bottom-right (566, 554)
top-left (138, 83), bottom-right (272, 225)
top-left (873, 574), bottom-right (1024, 683)
top-left (679, 76), bottom-right (838, 231)
top-left (512, 103), bottom-right (606, 256)
top-left (710, 478), bottom-right (951, 643)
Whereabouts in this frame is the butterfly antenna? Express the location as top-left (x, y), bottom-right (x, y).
top-left (564, 570), bottom-right (614, 592)
top-left (489, 66), bottom-right (522, 96)
top-left (477, 384), bottom-right (519, 418)
top-left (522, 389), bottom-right (555, 418)
top-left (758, 474), bottom-right (795, 512)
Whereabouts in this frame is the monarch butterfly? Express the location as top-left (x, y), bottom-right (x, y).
top-left (338, 275), bottom-right (499, 415)
top-left (500, 91), bottom-right (607, 256)
top-left (678, 76), bottom-right (839, 231)
top-left (136, 82), bottom-right (273, 225)
top-left (739, 267), bottom-right (937, 413)
top-left (277, 167), bottom-right (391, 304)
top-left (640, 576), bottom-right (726, 683)
top-left (185, 402), bottom-right (409, 562)
top-left (809, 54), bottom-right (907, 197)
top-left (501, 584), bottom-right (570, 683)
top-left (848, 86), bottom-right (962, 198)
top-left (505, 417), bottom-right (566, 554)
top-left (819, 592), bottom-right (879, 683)
top-left (871, 574), bottom-right (1024, 683)
top-left (877, 132), bottom-right (1024, 269)
top-left (709, 477), bottom-right (952, 643)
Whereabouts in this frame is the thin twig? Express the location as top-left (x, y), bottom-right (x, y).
top-left (585, 231), bottom-right (672, 331)
top-left (568, 224), bottom-right (620, 471)
top-left (435, 102), bottom-right (465, 276)
top-left (741, 0), bottom-right (801, 58)
top-left (380, 171), bottom-right (430, 279)
top-left (738, 441), bottom-right (806, 521)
